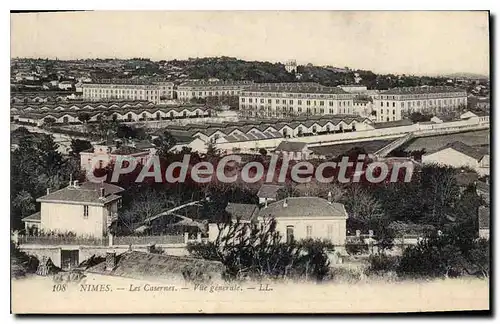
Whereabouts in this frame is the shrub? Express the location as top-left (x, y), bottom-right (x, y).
top-left (397, 222), bottom-right (490, 279)
top-left (366, 253), bottom-right (400, 274)
top-left (187, 219), bottom-right (334, 282)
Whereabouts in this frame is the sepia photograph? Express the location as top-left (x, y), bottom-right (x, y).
top-left (9, 10), bottom-right (491, 314)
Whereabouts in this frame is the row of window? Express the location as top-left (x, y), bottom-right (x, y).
top-left (285, 224), bottom-right (336, 243)
top-left (241, 105), bottom-right (352, 115)
top-left (243, 92), bottom-right (351, 100)
top-left (379, 98), bottom-right (466, 108)
top-left (179, 90), bottom-right (239, 97)
top-left (241, 98), bottom-right (352, 107)
top-left (84, 89), bottom-right (160, 95)
top-left (379, 93), bottom-right (466, 100)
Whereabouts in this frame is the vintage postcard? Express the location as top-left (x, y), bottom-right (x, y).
top-left (10, 10), bottom-right (490, 314)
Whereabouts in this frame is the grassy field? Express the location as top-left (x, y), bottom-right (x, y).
top-left (12, 274), bottom-right (489, 313)
top-left (403, 130), bottom-right (490, 152)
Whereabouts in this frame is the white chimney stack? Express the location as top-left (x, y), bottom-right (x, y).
top-left (283, 198), bottom-right (288, 208)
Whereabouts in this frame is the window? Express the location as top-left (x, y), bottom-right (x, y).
top-left (380, 102), bottom-right (383, 107)
top-left (298, 100), bottom-right (302, 105)
top-left (392, 102), bottom-right (395, 107)
top-left (327, 224), bottom-right (334, 239)
top-left (306, 225), bottom-right (312, 238)
top-left (268, 99), bottom-right (272, 104)
top-left (392, 109), bottom-right (395, 115)
top-left (83, 205), bottom-right (89, 219)
top-left (286, 226), bottom-right (294, 243)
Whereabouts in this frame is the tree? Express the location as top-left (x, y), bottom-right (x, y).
top-left (12, 190), bottom-right (36, 219)
top-left (187, 217), bottom-right (334, 281)
top-left (69, 139), bottom-right (92, 158)
top-left (77, 112), bottom-right (91, 124)
top-left (42, 117), bottom-right (56, 127)
top-left (152, 131), bottom-right (177, 157)
top-left (343, 185), bottom-right (383, 223)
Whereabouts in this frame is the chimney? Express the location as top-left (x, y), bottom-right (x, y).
top-left (264, 199), bottom-right (268, 208)
top-left (283, 198), bottom-right (288, 208)
top-left (327, 191), bottom-right (332, 204)
top-left (73, 180), bottom-right (79, 188)
top-left (46, 188), bottom-right (50, 195)
top-left (105, 251), bottom-right (117, 271)
top-left (99, 187), bottom-right (105, 199)
top-left (69, 174), bottom-right (73, 187)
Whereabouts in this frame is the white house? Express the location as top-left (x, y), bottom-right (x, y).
top-left (22, 181), bottom-right (125, 238)
top-left (209, 197), bottom-right (348, 246)
top-left (422, 141), bottom-right (490, 176)
top-left (256, 197), bottom-right (348, 245)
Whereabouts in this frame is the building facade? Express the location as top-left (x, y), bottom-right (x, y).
top-left (82, 80), bottom-right (174, 104)
top-left (373, 86), bottom-right (467, 122)
top-left (22, 182), bottom-right (125, 238)
top-left (177, 80), bottom-right (254, 102)
top-left (239, 83), bottom-right (355, 118)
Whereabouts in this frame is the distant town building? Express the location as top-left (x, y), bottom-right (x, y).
top-left (285, 59), bottom-right (297, 73)
top-left (79, 141), bottom-right (157, 172)
top-left (22, 181), bottom-right (124, 238)
top-left (176, 80), bottom-right (254, 102)
top-left (257, 184), bottom-right (283, 205)
top-left (338, 85), bottom-right (368, 93)
top-left (274, 141), bottom-right (312, 160)
top-left (422, 141), bottom-right (489, 176)
top-left (239, 82), bottom-right (355, 118)
top-left (373, 86), bottom-right (467, 123)
top-left (82, 79), bottom-right (174, 104)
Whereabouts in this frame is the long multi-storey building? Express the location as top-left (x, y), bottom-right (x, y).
top-left (82, 79), bottom-right (174, 104)
top-left (177, 80), bottom-right (254, 102)
top-left (373, 86), bottom-right (467, 122)
top-left (239, 83), bottom-right (355, 118)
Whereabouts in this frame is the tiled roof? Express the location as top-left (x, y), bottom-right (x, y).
top-left (426, 141), bottom-right (487, 161)
top-left (275, 141), bottom-right (308, 152)
top-left (111, 145), bottom-right (148, 155)
top-left (22, 211), bottom-right (41, 222)
top-left (372, 119), bottom-right (414, 129)
top-left (381, 86), bottom-right (466, 95)
top-left (37, 182), bottom-right (124, 205)
top-left (478, 206), bottom-right (490, 229)
top-left (86, 251), bottom-right (224, 281)
top-left (244, 83), bottom-right (349, 95)
top-left (257, 184), bottom-right (283, 199)
top-left (179, 80), bottom-right (254, 87)
top-left (225, 203), bottom-right (259, 222)
top-left (257, 197), bottom-right (347, 219)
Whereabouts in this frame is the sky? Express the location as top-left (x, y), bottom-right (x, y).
top-left (10, 11), bottom-right (490, 76)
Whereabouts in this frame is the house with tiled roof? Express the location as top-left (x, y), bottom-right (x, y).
top-left (257, 184), bottom-right (283, 205)
top-left (422, 141), bottom-right (490, 176)
top-left (257, 197), bottom-right (348, 245)
top-left (209, 196), bottom-right (348, 245)
top-left (22, 181), bottom-right (125, 238)
top-left (274, 141), bottom-right (312, 160)
top-left (79, 141), bottom-right (156, 171)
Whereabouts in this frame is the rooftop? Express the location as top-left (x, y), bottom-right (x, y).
top-left (257, 184), bottom-right (284, 199)
top-left (425, 141), bottom-right (488, 161)
top-left (243, 83), bottom-right (349, 95)
top-left (257, 197), bottom-right (347, 219)
top-left (37, 182), bottom-right (125, 205)
top-left (381, 86), bottom-right (466, 95)
top-left (275, 141), bottom-right (308, 152)
top-left (86, 251), bottom-right (224, 281)
top-left (225, 203), bottom-right (259, 222)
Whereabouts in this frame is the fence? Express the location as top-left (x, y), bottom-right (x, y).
top-left (17, 234), bottom-right (185, 246)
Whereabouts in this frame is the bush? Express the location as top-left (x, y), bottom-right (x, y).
top-left (397, 222), bottom-right (489, 279)
top-left (345, 236), bottom-right (368, 255)
top-left (187, 220), bottom-right (334, 282)
top-left (366, 254), bottom-right (400, 274)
